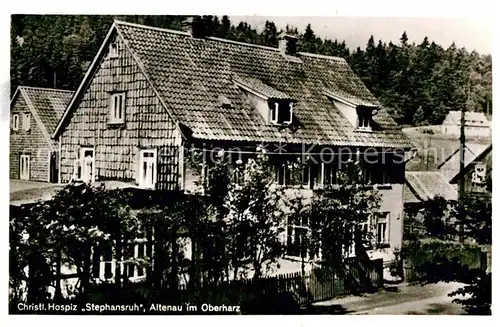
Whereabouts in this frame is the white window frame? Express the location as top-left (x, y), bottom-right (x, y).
top-left (275, 159), bottom-right (310, 187)
top-left (109, 93), bottom-right (126, 124)
top-left (284, 102), bottom-right (293, 124)
top-left (109, 42), bottom-right (119, 58)
top-left (23, 113), bottom-right (31, 131)
top-left (20, 154), bottom-right (30, 180)
top-left (12, 114), bottom-right (19, 131)
top-left (375, 212), bottom-right (389, 246)
top-left (357, 109), bottom-right (373, 131)
top-left (271, 102), bottom-right (279, 124)
top-left (139, 149), bottom-right (157, 189)
top-left (270, 102), bottom-right (293, 125)
top-left (286, 215), bottom-right (311, 259)
top-left (80, 147), bottom-right (95, 183)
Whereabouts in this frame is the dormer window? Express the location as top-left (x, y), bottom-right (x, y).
top-left (323, 89), bottom-right (379, 132)
top-left (109, 43), bottom-right (119, 58)
top-left (270, 101), bottom-right (294, 125)
top-left (356, 107), bottom-right (373, 131)
top-left (233, 75), bottom-right (296, 126)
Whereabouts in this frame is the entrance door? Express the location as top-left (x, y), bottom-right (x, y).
top-left (20, 154), bottom-right (30, 180)
top-left (49, 151), bottom-right (59, 183)
top-left (80, 148), bottom-right (95, 183)
top-left (140, 150), bottom-right (157, 189)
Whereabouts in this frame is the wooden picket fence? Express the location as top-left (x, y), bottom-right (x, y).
top-left (157, 258), bottom-right (384, 307)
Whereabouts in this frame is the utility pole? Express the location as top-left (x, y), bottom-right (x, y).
top-left (458, 71), bottom-right (471, 243)
top-left (425, 133), bottom-right (432, 171)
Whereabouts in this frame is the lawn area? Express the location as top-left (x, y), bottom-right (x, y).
top-left (10, 179), bottom-right (64, 205)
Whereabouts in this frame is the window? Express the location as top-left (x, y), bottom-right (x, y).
top-left (275, 160), bottom-right (310, 187)
top-left (315, 153), bottom-right (352, 188)
top-left (360, 153), bottom-right (393, 185)
top-left (472, 164), bottom-right (487, 185)
top-left (287, 215), bottom-right (310, 258)
top-left (109, 93), bottom-right (126, 124)
top-left (23, 113), bottom-right (30, 131)
top-left (375, 213), bottom-right (389, 245)
top-left (20, 154), bottom-right (30, 180)
top-left (232, 167), bottom-right (243, 188)
top-left (140, 149), bottom-right (157, 189)
top-left (109, 43), bottom-right (119, 58)
top-left (270, 101), bottom-right (293, 125)
top-left (12, 114), bottom-right (19, 131)
top-left (271, 103), bottom-right (278, 123)
top-left (356, 107), bottom-right (372, 131)
top-left (322, 162), bottom-right (339, 186)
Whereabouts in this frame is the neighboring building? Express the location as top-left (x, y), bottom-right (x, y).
top-left (450, 144), bottom-right (492, 198)
top-left (404, 171), bottom-right (458, 204)
top-left (53, 20), bottom-right (413, 265)
top-left (10, 86), bottom-right (73, 182)
top-left (441, 111), bottom-right (491, 138)
top-left (438, 143), bottom-right (489, 182)
top-left (403, 171), bottom-right (458, 239)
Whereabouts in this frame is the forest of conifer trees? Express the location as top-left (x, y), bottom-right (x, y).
top-left (10, 15), bottom-right (492, 127)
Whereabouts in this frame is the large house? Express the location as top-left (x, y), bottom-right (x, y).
top-left (441, 110), bottom-right (491, 138)
top-left (10, 86), bottom-right (73, 182)
top-left (52, 20), bottom-right (413, 265)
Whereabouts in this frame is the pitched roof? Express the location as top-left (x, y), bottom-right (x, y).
top-left (54, 21), bottom-right (413, 149)
top-left (12, 86), bottom-right (73, 140)
top-left (443, 111), bottom-right (490, 127)
top-left (403, 184), bottom-right (420, 203)
top-left (449, 144), bottom-right (492, 184)
top-left (405, 171), bottom-right (458, 202)
top-left (22, 87), bottom-right (73, 133)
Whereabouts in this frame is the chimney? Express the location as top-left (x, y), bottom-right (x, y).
top-left (279, 34), bottom-right (298, 56)
top-left (181, 17), bottom-right (194, 35)
top-left (181, 16), bottom-right (205, 38)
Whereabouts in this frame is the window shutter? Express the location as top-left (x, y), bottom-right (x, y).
top-left (134, 149), bottom-right (141, 185)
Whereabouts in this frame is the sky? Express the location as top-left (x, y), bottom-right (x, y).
top-left (231, 16), bottom-right (492, 54)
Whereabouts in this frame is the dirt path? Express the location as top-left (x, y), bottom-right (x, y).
top-left (311, 282), bottom-right (466, 315)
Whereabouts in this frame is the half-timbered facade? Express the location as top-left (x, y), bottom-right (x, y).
top-left (10, 86), bottom-right (73, 182)
top-left (53, 20), bottom-right (413, 263)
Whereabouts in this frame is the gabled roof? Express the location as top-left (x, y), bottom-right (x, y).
top-left (11, 86), bottom-right (73, 145)
top-left (405, 171), bottom-right (458, 202)
top-left (54, 20), bottom-right (413, 149)
top-left (449, 144), bottom-right (492, 184)
top-left (443, 111), bottom-right (490, 127)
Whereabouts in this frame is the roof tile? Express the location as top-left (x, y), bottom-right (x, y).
top-left (114, 21), bottom-right (413, 148)
top-left (20, 87), bottom-right (73, 134)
